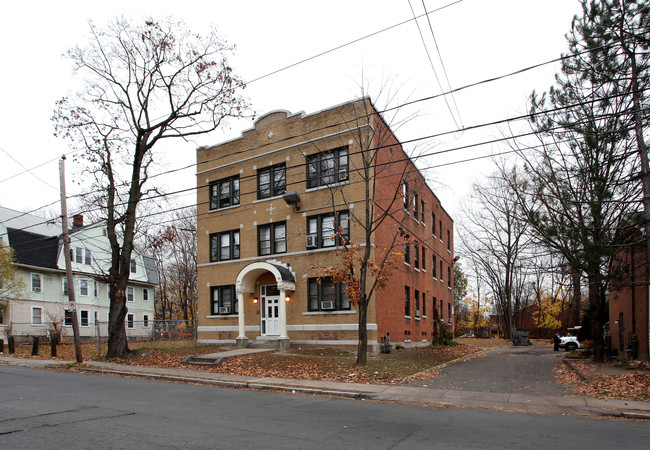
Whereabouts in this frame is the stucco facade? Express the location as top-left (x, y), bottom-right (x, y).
top-left (196, 98), bottom-right (454, 351)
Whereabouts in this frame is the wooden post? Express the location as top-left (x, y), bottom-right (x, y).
top-left (60, 156), bottom-right (83, 364)
top-left (50, 336), bottom-right (57, 357)
top-left (8, 336), bottom-right (15, 354)
top-left (31, 336), bottom-right (39, 356)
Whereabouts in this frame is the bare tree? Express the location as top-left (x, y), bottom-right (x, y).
top-left (53, 17), bottom-right (249, 357)
top-left (459, 166), bottom-right (533, 339)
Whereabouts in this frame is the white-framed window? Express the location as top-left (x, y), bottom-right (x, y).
top-left (126, 313), bottom-right (135, 329)
top-left (127, 287), bottom-right (134, 302)
top-left (64, 309), bottom-right (73, 327)
top-left (75, 247), bottom-right (83, 263)
top-left (94, 281), bottom-right (99, 297)
top-left (31, 306), bottom-right (43, 325)
top-left (142, 288), bottom-right (149, 301)
top-left (80, 310), bottom-right (89, 327)
top-left (31, 273), bottom-right (43, 293)
top-left (80, 279), bottom-right (89, 297)
top-left (84, 248), bottom-right (92, 265)
top-left (130, 259), bottom-right (137, 273)
top-left (94, 311), bottom-right (99, 326)
top-left (62, 277), bottom-right (68, 295)
top-left (143, 314), bottom-right (150, 328)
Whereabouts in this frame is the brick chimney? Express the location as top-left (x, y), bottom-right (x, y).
top-left (72, 214), bottom-right (84, 228)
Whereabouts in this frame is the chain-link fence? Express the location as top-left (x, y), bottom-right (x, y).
top-left (4, 319), bottom-right (196, 351)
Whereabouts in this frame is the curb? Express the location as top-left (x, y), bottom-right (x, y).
top-left (562, 359), bottom-right (590, 381)
top-left (70, 367), bottom-right (367, 400)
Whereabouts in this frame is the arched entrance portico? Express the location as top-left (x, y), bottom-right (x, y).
top-left (235, 262), bottom-right (295, 349)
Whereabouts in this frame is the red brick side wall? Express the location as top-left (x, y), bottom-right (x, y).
top-left (610, 244), bottom-right (649, 360)
top-left (371, 116), bottom-right (454, 344)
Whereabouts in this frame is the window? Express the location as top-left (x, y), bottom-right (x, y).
top-left (209, 175), bottom-right (240, 210)
top-left (143, 288), bottom-right (149, 301)
top-left (75, 247), bottom-right (83, 263)
top-left (127, 313), bottom-right (135, 329)
top-left (422, 292), bottom-right (426, 317)
top-left (413, 193), bottom-right (418, 218)
top-left (415, 289), bottom-right (420, 316)
top-left (448, 303), bottom-right (452, 324)
top-left (307, 211), bottom-right (349, 248)
top-left (211, 285), bottom-right (236, 315)
top-left (143, 314), bottom-right (150, 328)
top-left (447, 229), bottom-right (451, 251)
top-left (258, 163), bottom-right (286, 199)
top-left (404, 286), bottom-right (411, 316)
top-left (433, 296), bottom-right (437, 317)
top-left (209, 230), bottom-right (241, 262)
top-left (403, 182), bottom-right (409, 209)
top-left (440, 299), bottom-right (444, 320)
top-left (439, 220), bottom-right (443, 239)
top-left (64, 309), bottom-right (73, 326)
top-left (432, 255), bottom-right (437, 278)
top-left (307, 146), bottom-right (348, 188)
top-left (94, 311), bottom-right (99, 326)
top-left (80, 279), bottom-right (89, 297)
top-left (84, 249), bottom-right (92, 265)
top-left (422, 247), bottom-right (426, 271)
top-left (448, 266), bottom-right (452, 288)
top-left (130, 259), bottom-right (137, 273)
top-left (94, 281), bottom-right (99, 297)
top-left (421, 200), bottom-right (425, 223)
top-left (80, 310), bottom-right (89, 327)
top-left (432, 213), bottom-right (436, 236)
top-left (440, 261), bottom-right (444, 282)
top-left (62, 277), bottom-right (68, 296)
top-left (31, 307), bottom-right (43, 325)
top-left (31, 273), bottom-right (43, 293)
top-left (404, 242), bottom-right (410, 264)
top-left (414, 245), bottom-right (419, 269)
top-left (258, 222), bottom-right (287, 255)
top-left (127, 287), bottom-right (134, 302)
top-left (307, 277), bottom-right (350, 311)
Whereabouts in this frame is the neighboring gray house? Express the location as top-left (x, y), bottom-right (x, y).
top-left (0, 206), bottom-right (157, 341)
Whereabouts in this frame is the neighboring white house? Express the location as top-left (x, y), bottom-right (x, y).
top-left (0, 206), bottom-right (157, 342)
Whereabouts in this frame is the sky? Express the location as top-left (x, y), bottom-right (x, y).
top-left (0, 0), bottom-right (585, 221)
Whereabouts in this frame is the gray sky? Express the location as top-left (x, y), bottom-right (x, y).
top-left (0, 0), bottom-right (583, 219)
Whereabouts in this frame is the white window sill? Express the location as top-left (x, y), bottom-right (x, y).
top-left (305, 180), bottom-right (349, 192)
top-left (404, 315), bottom-right (411, 319)
top-left (209, 204), bottom-right (240, 213)
top-left (206, 314), bottom-right (238, 319)
top-left (252, 194), bottom-right (285, 204)
top-left (303, 310), bottom-right (356, 316)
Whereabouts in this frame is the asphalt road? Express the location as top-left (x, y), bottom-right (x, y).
top-left (409, 345), bottom-right (566, 395)
top-left (1, 365), bottom-right (648, 449)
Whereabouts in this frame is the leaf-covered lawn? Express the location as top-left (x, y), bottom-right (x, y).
top-left (554, 359), bottom-right (650, 402)
top-left (4, 338), bottom-right (509, 385)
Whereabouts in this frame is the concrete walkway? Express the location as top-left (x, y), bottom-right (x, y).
top-left (2, 352), bottom-right (649, 420)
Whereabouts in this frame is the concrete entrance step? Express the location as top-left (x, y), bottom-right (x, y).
top-left (182, 348), bottom-right (275, 367)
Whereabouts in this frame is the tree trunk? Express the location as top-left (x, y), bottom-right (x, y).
top-left (356, 298), bottom-right (368, 365)
top-left (106, 275), bottom-right (130, 358)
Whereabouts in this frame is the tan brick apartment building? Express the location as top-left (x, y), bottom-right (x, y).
top-left (196, 98), bottom-right (454, 351)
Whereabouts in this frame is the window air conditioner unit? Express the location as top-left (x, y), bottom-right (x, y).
top-left (219, 306), bottom-right (231, 314)
top-left (415, 309), bottom-right (420, 317)
top-left (306, 234), bottom-right (318, 248)
top-left (321, 300), bottom-right (335, 310)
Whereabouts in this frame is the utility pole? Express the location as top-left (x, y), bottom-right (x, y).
top-left (60, 155), bottom-right (83, 363)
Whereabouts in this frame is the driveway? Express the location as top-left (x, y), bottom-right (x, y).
top-left (408, 344), bottom-right (567, 396)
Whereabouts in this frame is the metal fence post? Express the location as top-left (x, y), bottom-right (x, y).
top-left (96, 319), bottom-right (101, 357)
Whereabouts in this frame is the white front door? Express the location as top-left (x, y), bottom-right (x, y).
top-left (261, 285), bottom-right (280, 336)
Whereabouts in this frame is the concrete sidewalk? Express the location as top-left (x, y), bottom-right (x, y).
top-left (2, 355), bottom-right (649, 420)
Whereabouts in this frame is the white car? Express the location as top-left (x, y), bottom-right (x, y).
top-left (559, 336), bottom-right (582, 351)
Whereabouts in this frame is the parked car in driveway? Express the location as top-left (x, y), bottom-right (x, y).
top-left (459, 333), bottom-right (475, 338)
top-left (559, 335), bottom-right (582, 351)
